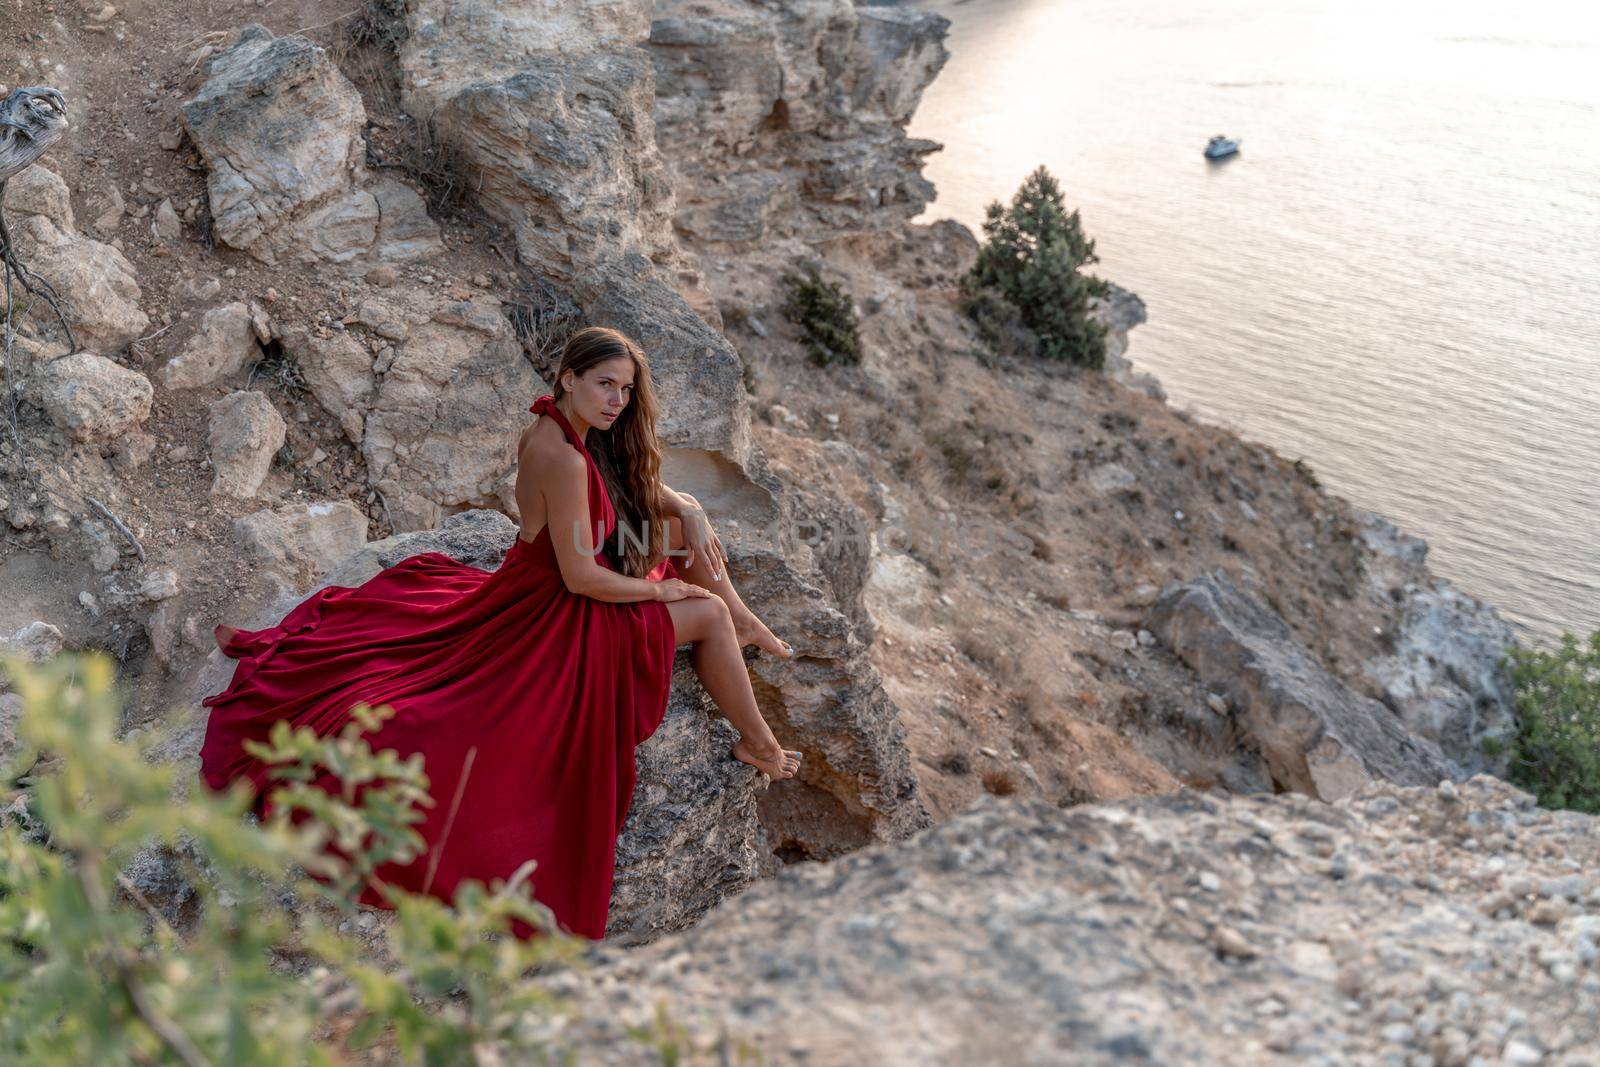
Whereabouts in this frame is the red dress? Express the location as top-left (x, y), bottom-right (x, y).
top-left (197, 394), bottom-right (680, 940)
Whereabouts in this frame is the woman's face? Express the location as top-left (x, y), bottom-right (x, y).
top-left (567, 356), bottom-right (635, 429)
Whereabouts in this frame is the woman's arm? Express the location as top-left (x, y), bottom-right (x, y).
top-left (660, 483), bottom-right (701, 518)
top-left (661, 484), bottom-right (725, 578)
top-left (538, 442), bottom-right (664, 604)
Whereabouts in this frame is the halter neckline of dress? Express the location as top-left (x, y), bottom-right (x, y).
top-left (529, 394), bottom-right (590, 461)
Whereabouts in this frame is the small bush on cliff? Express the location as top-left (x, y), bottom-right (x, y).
top-left (0, 649), bottom-right (606, 1065)
top-left (1498, 628), bottom-right (1600, 814)
top-left (779, 263), bottom-right (862, 366)
top-left (961, 165), bottom-right (1110, 368)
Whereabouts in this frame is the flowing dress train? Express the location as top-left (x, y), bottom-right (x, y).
top-left (197, 394), bottom-right (680, 940)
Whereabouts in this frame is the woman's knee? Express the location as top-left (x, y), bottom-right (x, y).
top-left (670, 590), bottom-right (731, 644)
top-left (702, 590), bottom-right (732, 626)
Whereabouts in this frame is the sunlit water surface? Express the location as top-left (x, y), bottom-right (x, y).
top-left (904, 0), bottom-right (1600, 649)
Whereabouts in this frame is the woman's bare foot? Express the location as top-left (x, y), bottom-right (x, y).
top-left (730, 608), bottom-right (795, 659)
top-left (731, 738), bottom-right (803, 779)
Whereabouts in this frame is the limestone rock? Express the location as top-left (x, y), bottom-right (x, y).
top-left (233, 500), bottom-right (369, 577)
top-left (32, 351), bottom-right (154, 443)
top-left (152, 198), bottom-right (182, 240)
top-left (172, 274), bottom-right (222, 304)
top-left (284, 327), bottom-right (374, 443)
top-left (180, 25), bottom-right (442, 268)
top-left (3, 164), bottom-right (74, 231)
top-left (206, 390), bottom-right (285, 499)
top-left (1367, 582), bottom-right (1519, 775)
top-left (86, 184), bottom-right (125, 236)
top-left (1097, 283), bottom-right (1165, 401)
top-left (7, 215), bottom-right (148, 352)
top-left (1146, 571), bottom-right (1454, 800)
top-left (161, 302), bottom-right (258, 390)
top-left (1, 621), bottom-right (65, 665)
top-left (369, 178), bottom-right (443, 264)
top-left (140, 569), bottom-right (181, 602)
top-left (558, 777), bottom-right (1600, 1066)
top-left (419, 53), bottom-right (677, 277)
top-left (361, 294), bottom-right (545, 531)
top-left (111, 429), bottom-right (157, 473)
top-left (180, 25), bottom-right (365, 257)
top-left (648, 2), bottom-right (951, 247)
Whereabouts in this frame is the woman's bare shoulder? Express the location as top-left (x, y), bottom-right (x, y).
top-left (518, 418), bottom-right (584, 478)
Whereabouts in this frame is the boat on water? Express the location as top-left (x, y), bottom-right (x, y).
top-left (1204, 134), bottom-right (1241, 159)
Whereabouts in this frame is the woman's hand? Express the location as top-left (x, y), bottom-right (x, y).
top-left (654, 578), bottom-right (714, 603)
top-left (678, 499), bottom-right (728, 581)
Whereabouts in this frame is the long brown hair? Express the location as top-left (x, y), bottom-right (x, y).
top-left (550, 326), bottom-right (669, 579)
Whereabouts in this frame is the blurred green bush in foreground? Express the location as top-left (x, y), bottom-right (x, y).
top-left (0, 648), bottom-right (593, 1065)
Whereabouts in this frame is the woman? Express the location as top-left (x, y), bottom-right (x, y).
top-left (197, 326), bottom-right (801, 940)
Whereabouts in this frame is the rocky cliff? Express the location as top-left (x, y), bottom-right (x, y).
top-left (0, 0), bottom-right (1528, 965)
top-left (556, 774), bottom-right (1600, 1066)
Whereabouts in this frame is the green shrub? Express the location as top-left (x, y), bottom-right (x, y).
top-left (778, 263), bottom-right (862, 366)
top-left (0, 649), bottom-right (603, 1065)
top-left (1499, 629), bottom-right (1600, 813)
top-left (962, 165), bottom-right (1110, 368)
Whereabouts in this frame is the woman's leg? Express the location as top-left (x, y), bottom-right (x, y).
top-left (663, 593), bottom-right (801, 779)
top-left (664, 514), bottom-right (794, 659)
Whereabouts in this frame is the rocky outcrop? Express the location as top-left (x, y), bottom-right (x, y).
top-left (556, 776), bottom-right (1600, 1066)
top-left (388, 0), bottom-right (931, 861)
top-left (1353, 508), bottom-right (1519, 777)
top-left (1097, 282), bottom-right (1165, 401)
top-left (1146, 571), bottom-right (1453, 800)
top-left (396, 0), bottom-right (739, 441)
top-left (648, 1), bottom-right (952, 248)
top-left (398, 1), bottom-right (677, 280)
top-left (181, 26), bottom-right (442, 269)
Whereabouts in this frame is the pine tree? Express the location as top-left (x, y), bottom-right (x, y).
top-left (964, 165), bottom-right (1110, 368)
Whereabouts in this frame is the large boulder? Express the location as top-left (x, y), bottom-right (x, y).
top-left (288, 328), bottom-right (375, 444)
top-left (179, 25), bottom-right (364, 255)
top-left (359, 292), bottom-right (545, 531)
top-left (32, 352), bottom-right (153, 443)
top-left (180, 25), bottom-right (442, 268)
top-left (556, 778), bottom-right (1600, 1065)
top-left (2, 164), bottom-right (74, 231)
top-left (233, 500), bottom-right (370, 579)
top-left (1146, 570), bottom-right (1454, 801)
